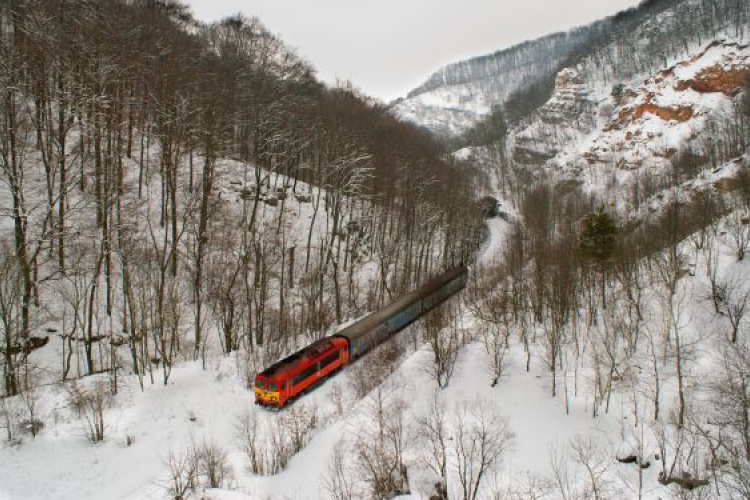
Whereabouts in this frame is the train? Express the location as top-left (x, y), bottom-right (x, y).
top-left (254, 265), bottom-right (468, 408)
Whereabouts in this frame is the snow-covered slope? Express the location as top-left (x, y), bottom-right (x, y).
top-left (508, 37), bottom-right (750, 218)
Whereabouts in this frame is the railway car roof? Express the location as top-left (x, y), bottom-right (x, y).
top-left (340, 265), bottom-right (467, 342)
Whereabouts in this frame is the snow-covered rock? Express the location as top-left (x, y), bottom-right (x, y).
top-left (509, 38), bottom-right (749, 215)
top-left (513, 67), bottom-right (597, 165)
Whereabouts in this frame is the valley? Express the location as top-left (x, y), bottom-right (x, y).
top-left (1, 1), bottom-right (750, 499)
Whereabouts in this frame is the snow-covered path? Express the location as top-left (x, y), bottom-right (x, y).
top-left (478, 216), bottom-right (511, 266)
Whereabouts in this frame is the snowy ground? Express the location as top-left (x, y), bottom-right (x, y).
top-left (477, 217), bottom-right (511, 267)
top-left (0, 315), bottom-right (622, 500)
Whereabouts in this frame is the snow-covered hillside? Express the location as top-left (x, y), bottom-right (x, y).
top-left (394, 0), bottom-right (750, 145)
top-left (515, 40), bottom-right (749, 169)
top-left (504, 36), bottom-right (750, 225)
top-left (0, 143), bottom-right (456, 500)
top-left (0, 4), bottom-right (485, 499)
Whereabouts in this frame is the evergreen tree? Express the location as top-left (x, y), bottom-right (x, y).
top-left (578, 206), bottom-right (618, 263)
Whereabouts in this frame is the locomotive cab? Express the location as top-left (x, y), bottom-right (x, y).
top-left (254, 336), bottom-right (350, 409)
top-left (254, 375), bottom-right (282, 408)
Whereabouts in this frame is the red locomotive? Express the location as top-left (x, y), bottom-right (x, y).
top-left (254, 336), bottom-right (349, 408)
top-left (255, 265), bottom-right (468, 408)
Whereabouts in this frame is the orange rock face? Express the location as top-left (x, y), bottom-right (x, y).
top-left (617, 103), bottom-right (694, 125)
top-left (634, 103), bottom-right (694, 122)
top-left (604, 43), bottom-right (748, 133)
top-left (675, 66), bottom-right (749, 96)
top-left (715, 177), bottom-right (743, 192)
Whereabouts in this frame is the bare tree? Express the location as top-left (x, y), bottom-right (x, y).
top-left (506, 473), bottom-right (551, 500)
top-left (725, 207), bottom-right (750, 261)
top-left (164, 443), bottom-right (199, 499)
top-left (235, 408), bottom-right (264, 475)
top-left (714, 276), bottom-right (750, 343)
top-left (549, 441), bottom-right (575, 500)
top-left (709, 338), bottom-right (750, 474)
top-left (279, 401), bottom-right (319, 455)
top-left (653, 246), bottom-right (693, 428)
top-left (424, 305), bottom-right (464, 389)
top-left (196, 439), bottom-right (232, 489)
top-left (355, 387), bottom-right (410, 499)
top-left (705, 231), bottom-right (724, 316)
top-left (617, 396), bottom-right (651, 500)
top-left (17, 366), bottom-right (43, 438)
top-left (0, 242), bottom-right (23, 396)
top-left (416, 393), bottom-right (449, 493)
top-left (0, 37), bottom-right (58, 395)
top-left (652, 412), bottom-right (711, 492)
top-left (0, 394), bottom-right (20, 443)
top-left (67, 378), bottom-right (111, 443)
top-left (452, 401), bottom-right (515, 500)
top-left (548, 435), bottom-right (616, 500)
top-left (323, 440), bottom-right (359, 500)
top-left (464, 266), bottom-right (512, 386)
top-left (569, 435), bottom-right (613, 500)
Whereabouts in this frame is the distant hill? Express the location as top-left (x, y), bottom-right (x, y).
top-left (391, 0), bottom-right (692, 137)
top-left (391, 28), bottom-right (600, 137)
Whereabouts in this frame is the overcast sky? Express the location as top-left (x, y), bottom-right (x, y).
top-left (184, 0), bottom-right (642, 102)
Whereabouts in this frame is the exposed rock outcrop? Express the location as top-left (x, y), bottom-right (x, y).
top-left (676, 66), bottom-right (749, 96)
top-left (618, 102), bottom-right (695, 125)
top-left (513, 39), bottom-right (749, 176)
top-left (513, 67), bottom-right (597, 165)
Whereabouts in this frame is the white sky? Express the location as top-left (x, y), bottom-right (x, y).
top-left (185, 0), bottom-right (642, 102)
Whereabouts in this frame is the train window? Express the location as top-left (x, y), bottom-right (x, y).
top-left (269, 383), bottom-right (277, 391)
top-left (320, 352), bottom-right (339, 367)
top-left (293, 365), bottom-right (318, 386)
top-left (255, 380), bottom-right (264, 389)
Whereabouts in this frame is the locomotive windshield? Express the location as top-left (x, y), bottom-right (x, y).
top-left (255, 380), bottom-right (265, 389)
top-left (269, 383), bottom-right (277, 391)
